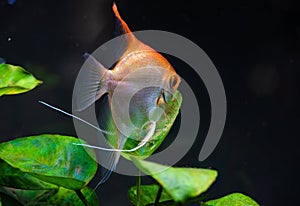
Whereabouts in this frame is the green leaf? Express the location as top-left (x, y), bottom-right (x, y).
top-left (0, 186), bottom-right (57, 205)
top-left (204, 193), bottom-right (259, 206)
top-left (128, 184), bottom-right (173, 206)
top-left (0, 159), bottom-right (56, 190)
top-left (133, 158), bottom-right (217, 203)
top-left (0, 186), bottom-right (98, 206)
top-left (0, 64), bottom-right (42, 96)
top-left (0, 134), bottom-right (97, 190)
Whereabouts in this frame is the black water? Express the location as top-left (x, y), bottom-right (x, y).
top-left (0, 0), bottom-right (299, 205)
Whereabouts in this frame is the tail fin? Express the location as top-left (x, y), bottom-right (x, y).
top-left (73, 53), bottom-right (110, 111)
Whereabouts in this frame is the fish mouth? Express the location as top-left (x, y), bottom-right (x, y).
top-left (161, 87), bottom-right (179, 107)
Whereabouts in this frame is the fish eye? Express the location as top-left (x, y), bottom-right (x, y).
top-left (169, 75), bottom-right (178, 89)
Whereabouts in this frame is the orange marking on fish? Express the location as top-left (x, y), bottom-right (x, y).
top-left (112, 2), bottom-right (131, 34)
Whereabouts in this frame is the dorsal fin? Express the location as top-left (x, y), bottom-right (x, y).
top-left (112, 2), bottom-right (157, 64)
top-left (112, 3), bottom-right (132, 35)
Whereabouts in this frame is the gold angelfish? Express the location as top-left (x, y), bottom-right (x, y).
top-left (40, 3), bottom-right (181, 186)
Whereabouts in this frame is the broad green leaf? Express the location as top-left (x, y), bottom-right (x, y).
top-left (133, 158), bottom-right (217, 203)
top-left (0, 186), bottom-right (57, 205)
top-left (205, 193), bottom-right (259, 206)
top-left (103, 90), bottom-right (182, 159)
top-left (128, 184), bottom-right (173, 206)
top-left (0, 64), bottom-right (42, 96)
top-left (0, 159), bottom-right (56, 190)
top-left (0, 134), bottom-right (97, 189)
top-left (0, 186), bottom-right (98, 206)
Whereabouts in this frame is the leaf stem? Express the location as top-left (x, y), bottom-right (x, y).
top-left (153, 184), bottom-right (163, 206)
top-left (75, 189), bottom-right (90, 206)
top-left (136, 170), bottom-right (142, 206)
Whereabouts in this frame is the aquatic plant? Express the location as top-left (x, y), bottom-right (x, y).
top-left (0, 63), bottom-right (259, 205)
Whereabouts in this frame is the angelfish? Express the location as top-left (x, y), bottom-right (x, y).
top-left (40, 3), bottom-right (181, 186)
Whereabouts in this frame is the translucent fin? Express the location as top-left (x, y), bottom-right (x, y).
top-left (38, 101), bottom-right (111, 135)
top-left (73, 53), bottom-right (110, 111)
top-left (93, 134), bottom-right (127, 190)
top-left (99, 152), bottom-right (116, 183)
top-left (93, 122), bottom-right (156, 191)
top-left (137, 121), bottom-right (156, 148)
top-left (39, 100), bottom-right (156, 152)
top-left (75, 121), bottom-right (156, 152)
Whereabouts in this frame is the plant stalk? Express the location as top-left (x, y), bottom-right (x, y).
top-left (75, 189), bottom-right (90, 206)
top-left (153, 184), bottom-right (163, 206)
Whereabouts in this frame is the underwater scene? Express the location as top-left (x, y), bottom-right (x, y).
top-left (0, 0), bottom-right (299, 205)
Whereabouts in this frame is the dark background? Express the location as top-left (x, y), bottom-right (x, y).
top-left (0, 0), bottom-right (299, 205)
